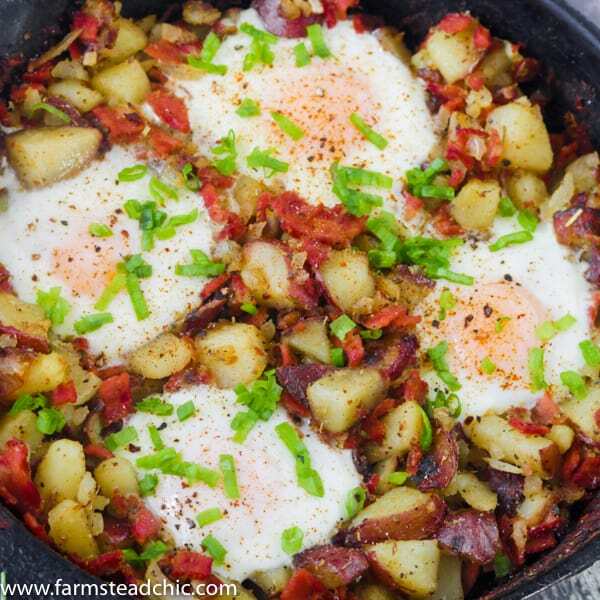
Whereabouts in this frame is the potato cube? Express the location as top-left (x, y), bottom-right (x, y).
top-left (452, 472), bottom-right (497, 511)
top-left (451, 178), bottom-right (501, 231)
top-left (129, 333), bottom-right (193, 379)
top-left (282, 319), bottom-right (331, 364)
top-left (48, 499), bottom-right (99, 559)
top-left (0, 292), bottom-right (49, 339)
top-left (91, 59), bottom-right (150, 105)
top-left (506, 171), bottom-right (548, 209)
top-left (11, 351), bottom-right (68, 399)
top-left (94, 456), bottom-right (139, 499)
top-left (101, 18), bottom-right (148, 64)
top-left (566, 152), bottom-right (600, 194)
top-left (0, 410), bottom-right (44, 455)
top-left (426, 27), bottom-right (480, 84)
top-left (48, 79), bottom-right (103, 113)
top-left (561, 386), bottom-right (600, 443)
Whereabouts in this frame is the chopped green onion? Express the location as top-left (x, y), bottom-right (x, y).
top-left (187, 32), bottom-right (228, 75)
top-left (481, 356), bottom-right (496, 374)
top-left (561, 370), bottom-right (588, 400)
top-left (136, 396), bottom-right (174, 416)
top-left (36, 287), bottom-right (71, 327)
top-left (211, 129), bottom-right (238, 176)
top-left (330, 314), bottom-right (356, 341)
top-left (247, 147), bottom-right (289, 176)
top-left (230, 411), bottom-right (259, 443)
top-left (148, 425), bottom-right (164, 451)
top-left (240, 23), bottom-right (278, 44)
top-left (405, 159), bottom-right (450, 198)
top-left (123, 540), bottom-right (168, 566)
top-left (497, 197), bottom-right (517, 217)
top-left (219, 454), bottom-right (240, 499)
top-left (73, 312), bottom-right (113, 335)
top-left (489, 231), bottom-right (533, 252)
top-left (336, 165), bottom-right (393, 189)
top-left (197, 507), bottom-right (223, 527)
top-left (136, 447), bottom-right (178, 470)
top-left (95, 272), bottom-right (126, 311)
top-left (125, 273), bottom-right (150, 321)
top-left (240, 23), bottom-right (278, 72)
top-left (494, 553), bottom-right (512, 578)
top-left (124, 199), bottom-right (142, 219)
top-left (177, 400), bottom-right (196, 422)
top-left (271, 111), bottom-right (305, 141)
top-left (349, 113), bottom-right (388, 150)
top-left (88, 223), bottom-right (113, 238)
top-left (281, 527), bottom-right (304, 555)
top-left (306, 24), bottom-right (331, 58)
top-left (517, 209), bottom-right (539, 233)
top-left (149, 176), bottom-right (178, 205)
top-left (438, 289), bottom-right (456, 320)
top-left (345, 486), bottom-right (366, 518)
top-left (118, 164), bottom-right (148, 182)
top-left (432, 268), bottom-right (474, 285)
top-left (105, 426), bottom-right (138, 452)
top-left (528, 347), bottom-right (547, 391)
top-left (427, 341), bottom-right (461, 391)
top-left (387, 471), bottom-right (409, 486)
top-left (275, 422), bottom-right (324, 497)
top-left (420, 184), bottom-right (455, 200)
top-left (241, 302), bottom-right (258, 314)
top-left (202, 535), bottom-right (227, 563)
top-left (495, 316), bottom-right (511, 333)
top-left (536, 314), bottom-right (577, 342)
top-left (30, 102), bottom-right (70, 123)
top-left (182, 163), bottom-right (200, 191)
top-left (360, 328), bottom-right (382, 340)
top-left (331, 163), bottom-right (386, 216)
top-left (36, 408), bottom-right (66, 435)
top-left (175, 249), bottom-right (225, 278)
top-left (236, 98), bottom-right (261, 117)
top-left (170, 463), bottom-right (219, 487)
top-left (9, 393), bottom-right (47, 416)
top-left (139, 473), bottom-right (159, 497)
top-left (419, 406), bottom-right (433, 451)
top-left (294, 42), bottom-right (311, 67)
top-left (580, 339), bottom-right (600, 367)
top-left (330, 348), bottom-right (345, 366)
top-left (426, 390), bottom-right (461, 418)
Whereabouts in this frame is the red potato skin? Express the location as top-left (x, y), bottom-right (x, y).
top-left (336, 493), bottom-right (447, 546)
top-left (276, 364), bottom-right (332, 406)
top-left (293, 544), bottom-right (369, 588)
top-left (413, 429), bottom-right (459, 491)
top-left (485, 468), bottom-right (524, 516)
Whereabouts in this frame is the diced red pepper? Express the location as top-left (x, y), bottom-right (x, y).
top-left (51, 380), bottom-right (78, 406)
top-left (438, 13), bottom-right (474, 34)
top-left (147, 89), bottom-right (190, 133)
top-left (169, 550), bottom-right (213, 581)
top-left (99, 372), bottom-right (133, 425)
top-left (0, 439), bottom-right (41, 514)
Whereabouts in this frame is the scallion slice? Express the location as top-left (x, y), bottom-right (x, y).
top-left (95, 272), bottom-right (126, 311)
top-left (177, 400), bottom-right (196, 422)
top-left (489, 231), bottom-right (533, 252)
top-left (247, 147), bottom-right (289, 175)
top-left (105, 426), bottom-right (138, 452)
top-left (306, 24), bottom-right (331, 58)
top-left (73, 312), bottom-right (113, 334)
top-left (118, 164), bottom-right (148, 182)
top-left (30, 102), bottom-right (70, 123)
top-left (387, 471), bottom-right (409, 486)
top-left (125, 273), bottom-right (150, 321)
top-left (528, 347), bottom-right (547, 391)
top-left (139, 473), bottom-right (159, 497)
top-left (350, 113), bottom-right (388, 150)
top-left (36, 287), bottom-right (71, 326)
top-left (330, 314), bottom-right (356, 341)
top-left (580, 339), bottom-right (600, 367)
top-left (427, 341), bottom-right (461, 391)
top-left (345, 486), bottom-right (366, 518)
top-left (281, 527), bottom-right (304, 555)
top-left (560, 370), bottom-right (588, 399)
top-left (36, 408), bottom-right (66, 435)
top-left (330, 347), bottom-right (345, 366)
top-left (136, 396), bottom-right (174, 416)
top-left (197, 507), bottom-right (223, 527)
top-left (148, 425), bottom-right (164, 450)
top-left (271, 111), bottom-right (305, 141)
top-left (219, 454), bottom-right (240, 499)
top-left (236, 98), bottom-right (261, 118)
top-left (294, 42), bottom-right (311, 67)
top-left (202, 535), bottom-right (227, 563)
top-left (88, 223), bottom-right (113, 238)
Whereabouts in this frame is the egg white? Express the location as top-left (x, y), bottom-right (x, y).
top-left (0, 146), bottom-right (215, 365)
top-left (170, 9), bottom-right (438, 215)
top-left (417, 217), bottom-right (593, 417)
top-left (120, 384), bottom-right (361, 582)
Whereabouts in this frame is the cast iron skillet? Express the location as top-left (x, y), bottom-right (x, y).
top-left (0, 1), bottom-right (599, 598)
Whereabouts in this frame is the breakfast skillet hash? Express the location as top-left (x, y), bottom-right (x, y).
top-left (0, 0), bottom-right (599, 597)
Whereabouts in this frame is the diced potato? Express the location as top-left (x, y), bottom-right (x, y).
top-left (51, 59), bottom-right (90, 81)
top-left (35, 439), bottom-right (86, 508)
top-left (451, 178), bottom-right (501, 230)
top-left (506, 171), bottom-right (548, 209)
top-left (48, 79), bottom-right (103, 112)
top-left (430, 554), bottom-right (463, 600)
top-left (54, 341), bottom-right (101, 405)
top-left (129, 333), bottom-right (193, 379)
top-left (0, 292), bottom-right (49, 339)
top-left (48, 499), bottom-right (99, 559)
top-left (487, 99), bottom-right (553, 173)
top-left (195, 322), bottom-right (267, 388)
top-left (282, 318), bottom-right (331, 364)
top-left (320, 249), bottom-right (375, 314)
top-left (306, 368), bottom-right (386, 433)
top-left (561, 386), bottom-right (600, 443)
top-left (94, 456), bottom-right (139, 498)
top-left (6, 126), bottom-right (102, 188)
top-left (353, 582), bottom-right (397, 600)
top-left (452, 472), bottom-right (497, 511)
top-left (241, 241), bottom-right (294, 309)
top-left (374, 456), bottom-right (398, 495)
top-left (101, 18), bottom-right (148, 63)
top-left (540, 171), bottom-right (575, 221)
top-left (91, 59), bottom-right (150, 105)
top-left (479, 46), bottom-right (513, 87)
top-left (517, 475), bottom-right (554, 527)
top-left (251, 566), bottom-right (292, 595)
top-left (11, 351), bottom-right (68, 399)
top-left (547, 424), bottom-right (575, 454)
top-left (426, 26), bottom-right (480, 84)
top-left (183, 1), bottom-right (221, 25)
top-left (233, 175), bottom-right (265, 223)
top-left (367, 540), bottom-right (440, 598)
top-left (365, 401), bottom-right (423, 463)
top-left (464, 415), bottom-right (559, 478)
top-left (0, 410), bottom-right (43, 455)
top-left (566, 152), bottom-right (600, 194)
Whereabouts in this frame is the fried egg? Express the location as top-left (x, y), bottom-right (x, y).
top-left (0, 146), bottom-right (214, 365)
top-left (169, 9), bottom-right (437, 213)
top-left (417, 217), bottom-right (593, 417)
top-left (120, 384), bottom-right (360, 581)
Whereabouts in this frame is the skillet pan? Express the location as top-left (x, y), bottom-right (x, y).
top-left (0, 0), bottom-right (599, 598)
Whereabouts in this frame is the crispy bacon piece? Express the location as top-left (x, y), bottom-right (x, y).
top-left (198, 166), bottom-right (234, 190)
top-left (276, 364), bottom-right (331, 405)
top-left (473, 25), bottom-right (492, 50)
top-left (486, 468), bottom-right (524, 516)
top-left (437, 510), bottom-right (501, 564)
top-left (360, 398), bottom-right (396, 442)
top-left (0, 439), bottom-right (41, 515)
top-left (23, 511), bottom-right (50, 543)
top-left (147, 89), bottom-right (190, 133)
top-left (585, 246), bottom-right (600, 287)
top-left (164, 366), bottom-right (211, 392)
top-left (51, 380), bottom-right (78, 406)
top-left (0, 348), bottom-right (31, 400)
top-left (553, 204), bottom-right (600, 248)
top-left (201, 184), bottom-right (246, 241)
top-left (99, 372), bottom-right (133, 425)
top-left (23, 62), bottom-right (54, 84)
top-left (169, 551), bottom-right (213, 581)
top-left (113, 493), bottom-right (161, 545)
top-left (200, 274), bottom-right (230, 300)
top-left (145, 40), bottom-right (187, 63)
top-left (0, 264), bottom-right (13, 293)
top-left (294, 545), bottom-right (369, 589)
top-left (91, 105), bottom-right (144, 142)
top-left (437, 13), bottom-right (473, 33)
top-left (402, 369), bottom-right (429, 403)
top-left (183, 299), bottom-right (226, 336)
top-left (73, 11), bottom-right (101, 44)
top-left (100, 516), bottom-right (130, 546)
top-left (84, 443), bottom-right (113, 460)
top-left (252, 0), bottom-right (321, 37)
top-left (281, 568), bottom-right (330, 600)
top-left (321, 0), bottom-right (359, 26)
top-left (267, 192), bottom-right (365, 247)
top-left (148, 127), bottom-right (183, 157)
top-left (432, 205), bottom-right (464, 237)
top-left (562, 443), bottom-right (600, 490)
top-left (342, 330), bottom-right (365, 368)
top-left (78, 550), bottom-right (138, 583)
top-left (281, 391), bottom-right (311, 418)
top-left (362, 305), bottom-right (421, 330)
top-left (413, 429), bottom-right (459, 491)
top-left (508, 415), bottom-right (549, 436)
top-left (532, 392), bottom-right (560, 425)
top-left (363, 334), bottom-right (418, 380)
top-left (0, 324), bottom-right (49, 353)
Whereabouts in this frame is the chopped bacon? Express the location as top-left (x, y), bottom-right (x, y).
top-left (0, 348), bottom-right (31, 399)
top-left (562, 444), bottom-right (600, 490)
top-left (405, 443), bottom-right (423, 476)
top-left (437, 13), bottom-right (473, 34)
top-left (432, 205), bottom-right (464, 237)
top-left (23, 62), bottom-right (54, 84)
top-left (0, 101), bottom-right (11, 127)
top-left (462, 561), bottom-right (481, 595)
top-left (51, 380), bottom-right (78, 406)
top-left (343, 330), bottom-right (365, 368)
top-left (183, 298), bottom-right (226, 336)
top-left (361, 398), bottom-right (396, 442)
top-left (508, 415), bottom-right (549, 436)
top-left (362, 305), bottom-right (421, 330)
top-left (23, 511), bottom-right (50, 543)
top-left (169, 551), bottom-right (213, 581)
top-left (73, 11), bottom-right (101, 44)
top-left (302, 238), bottom-right (331, 269)
top-left (281, 568), bottom-right (329, 600)
top-left (113, 494), bottom-right (161, 545)
top-left (147, 89), bottom-right (190, 133)
top-left (164, 365), bottom-right (211, 392)
top-left (413, 429), bottom-right (459, 491)
top-left (437, 510), bottom-right (501, 564)
top-left (294, 545), bottom-right (369, 588)
top-left (91, 105), bottom-right (144, 142)
top-left (403, 191), bottom-right (424, 221)
top-left (99, 372), bottom-right (133, 425)
top-left (11, 83), bottom-right (44, 105)
top-left (484, 128), bottom-right (503, 168)
top-left (148, 127), bottom-right (183, 157)
top-left (514, 58), bottom-right (541, 83)
top-left (100, 516), bottom-right (130, 546)
top-left (267, 192), bottom-right (365, 247)
top-left (465, 72), bottom-right (485, 90)
top-left (486, 468), bottom-right (524, 516)
top-left (402, 369), bottom-right (428, 404)
top-left (532, 391), bottom-right (560, 425)
top-left (554, 205), bottom-right (600, 248)
top-left (84, 443), bottom-right (113, 460)
top-left (280, 343), bottom-right (297, 367)
top-left (277, 364), bottom-right (331, 406)
top-left (145, 40), bottom-right (186, 63)
top-left (201, 184), bottom-right (246, 241)
top-left (200, 273), bottom-right (230, 300)
top-left (282, 391), bottom-right (311, 418)
top-left (79, 550), bottom-right (137, 583)
top-left (0, 325), bottom-right (49, 353)
top-left (198, 166), bottom-right (234, 190)
top-left (0, 439), bottom-right (41, 515)
top-left (426, 81), bottom-right (467, 113)
top-left (364, 334), bottom-right (418, 380)
top-left (365, 473), bottom-right (380, 494)
top-left (473, 25), bottom-right (492, 50)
